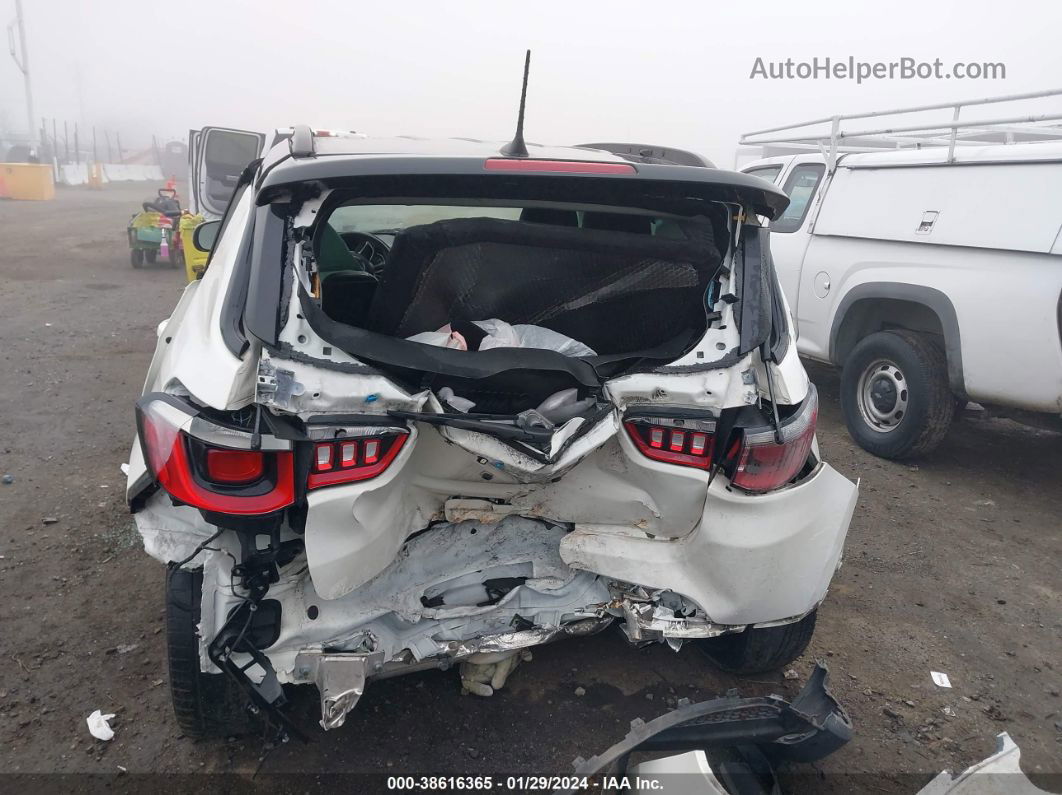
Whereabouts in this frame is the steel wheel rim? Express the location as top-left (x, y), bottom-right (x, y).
top-left (856, 359), bottom-right (909, 433)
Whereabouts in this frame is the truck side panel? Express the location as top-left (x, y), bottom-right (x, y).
top-left (800, 234), bottom-right (1062, 411)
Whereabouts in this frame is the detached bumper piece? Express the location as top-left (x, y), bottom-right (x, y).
top-left (558, 663), bottom-right (852, 795)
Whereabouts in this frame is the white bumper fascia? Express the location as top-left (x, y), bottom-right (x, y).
top-left (559, 462), bottom-right (858, 625)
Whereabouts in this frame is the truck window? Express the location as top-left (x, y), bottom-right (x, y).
top-left (744, 165), bottom-right (782, 183)
top-left (772, 164), bottom-right (825, 233)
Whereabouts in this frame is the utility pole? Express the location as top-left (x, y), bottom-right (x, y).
top-left (7, 0), bottom-right (36, 144)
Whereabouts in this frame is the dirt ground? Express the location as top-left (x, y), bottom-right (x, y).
top-left (0, 183), bottom-right (1059, 792)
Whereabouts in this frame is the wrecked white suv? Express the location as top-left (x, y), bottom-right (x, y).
top-left (127, 126), bottom-right (858, 739)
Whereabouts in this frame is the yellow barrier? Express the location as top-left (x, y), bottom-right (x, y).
top-left (87, 162), bottom-right (104, 190)
top-left (1, 163), bottom-right (54, 201)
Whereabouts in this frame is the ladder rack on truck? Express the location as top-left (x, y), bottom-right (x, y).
top-left (739, 87), bottom-right (1062, 171)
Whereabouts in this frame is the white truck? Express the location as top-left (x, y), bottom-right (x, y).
top-left (739, 90), bottom-right (1062, 458)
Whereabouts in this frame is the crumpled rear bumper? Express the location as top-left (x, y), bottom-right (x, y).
top-left (560, 462), bottom-right (858, 625)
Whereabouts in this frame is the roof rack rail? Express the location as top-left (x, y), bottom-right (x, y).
top-left (290, 125), bottom-right (315, 158)
top-left (576, 142), bottom-right (713, 168)
top-left (740, 87), bottom-right (1062, 171)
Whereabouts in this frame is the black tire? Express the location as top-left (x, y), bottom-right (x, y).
top-left (166, 566), bottom-right (256, 738)
top-left (840, 329), bottom-right (954, 460)
top-left (145, 250), bottom-right (157, 265)
top-left (130, 248), bottom-right (144, 268)
top-left (695, 611), bottom-right (817, 675)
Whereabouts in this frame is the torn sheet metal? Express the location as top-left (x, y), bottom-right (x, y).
top-left (292, 650), bottom-right (383, 730)
top-left (619, 598), bottom-right (739, 642)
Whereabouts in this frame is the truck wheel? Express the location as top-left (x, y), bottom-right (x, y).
top-left (695, 611), bottom-right (817, 675)
top-left (130, 249), bottom-right (144, 268)
top-left (840, 330), bottom-right (953, 459)
top-left (166, 567), bottom-right (257, 738)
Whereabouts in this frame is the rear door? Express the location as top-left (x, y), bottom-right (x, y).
top-left (189, 127), bottom-right (265, 218)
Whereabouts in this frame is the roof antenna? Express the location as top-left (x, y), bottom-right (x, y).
top-left (500, 50), bottom-right (531, 157)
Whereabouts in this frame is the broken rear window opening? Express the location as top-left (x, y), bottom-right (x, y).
top-left (242, 173), bottom-right (784, 414)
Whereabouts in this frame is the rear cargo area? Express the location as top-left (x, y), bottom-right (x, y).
top-left (350, 215), bottom-right (723, 355)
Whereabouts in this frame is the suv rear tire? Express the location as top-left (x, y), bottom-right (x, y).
top-left (166, 567), bottom-right (256, 737)
top-left (840, 329), bottom-right (953, 459)
top-left (695, 611), bottom-right (817, 675)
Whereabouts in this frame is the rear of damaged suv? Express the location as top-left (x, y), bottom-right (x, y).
top-left (127, 130), bottom-right (858, 737)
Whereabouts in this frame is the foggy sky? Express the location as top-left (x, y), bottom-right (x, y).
top-left (2, 0), bottom-right (1060, 165)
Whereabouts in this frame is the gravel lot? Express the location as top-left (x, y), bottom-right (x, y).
top-left (0, 184), bottom-right (1059, 792)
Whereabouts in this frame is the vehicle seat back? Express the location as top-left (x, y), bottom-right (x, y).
top-left (363, 217), bottom-right (720, 355)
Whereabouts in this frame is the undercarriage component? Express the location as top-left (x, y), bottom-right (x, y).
top-left (293, 650), bottom-right (384, 730)
top-left (290, 616), bottom-right (614, 729)
top-left (207, 606), bottom-right (307, 743)
top-left (557, 663), bottom-right (851, 794)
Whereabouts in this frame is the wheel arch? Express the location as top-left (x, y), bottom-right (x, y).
top-left (829, 283), bottom-right (965, 397)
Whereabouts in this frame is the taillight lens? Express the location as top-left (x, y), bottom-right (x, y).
top-left (205, 449), bottom-right (265, 484)
top-left (136, 397), bottom-right (295, 515)
top-left (624, 420), bottom-right (715, 469)
top-left (731, 387), bottom-right (818, 494)
top-left (622, 387), bottom-right (818, 494)
top-left (307, 431), bottom-right (408, 489)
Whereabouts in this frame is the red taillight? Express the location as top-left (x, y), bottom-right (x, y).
top-left (205, 449), bottom-right (265, 484)
top-left (308, 432), bottom-right (407, 489)
top-left (622, 388), bottom-right (818, 493)
top-left (483, 158), bottom-right (636, 174)
top-left (137, 398), bottom-right (295, 516)
top-left (731, 388), bottom-right (818, 494)
top-left (624, 420), bottom-right (714, 469)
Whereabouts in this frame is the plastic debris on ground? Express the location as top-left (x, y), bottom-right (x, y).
top-left (932, 671), bottom-right (953, 688)
top-left (86, 709), bottom-right (116, 741)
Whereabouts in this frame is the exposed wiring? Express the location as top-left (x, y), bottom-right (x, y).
top-left (171, 528), bottom-right (223, 569)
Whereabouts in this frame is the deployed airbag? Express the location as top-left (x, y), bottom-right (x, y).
top-left (408, 318), bottom-right (597, 357)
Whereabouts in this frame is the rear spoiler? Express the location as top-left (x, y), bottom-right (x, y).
top-left (576, 142), bottom-right (713, 168)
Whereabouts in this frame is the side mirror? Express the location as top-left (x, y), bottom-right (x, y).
top-left (192, 219), bottom-right (222, 252)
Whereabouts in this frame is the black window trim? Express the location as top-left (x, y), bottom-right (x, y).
top-left (771, 163), bottom-right (825, 234)
top-left (218, 158), bottom-right (263, 357)
top-left (744, 164), bottom-right (783, 184)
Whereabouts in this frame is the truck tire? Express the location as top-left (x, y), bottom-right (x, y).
top-left (695, 611), bottom-right (817, 675)
top-left (130, 248), bottom-right (144, 268)
top-left (166, 567), bottom-right (256, 738)
top-left (840, 329), bottom-right (953, 459)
